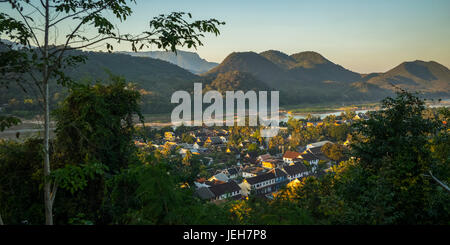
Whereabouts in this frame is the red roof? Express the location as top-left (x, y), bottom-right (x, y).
top-left (283, 151), bottom-right (301, 159)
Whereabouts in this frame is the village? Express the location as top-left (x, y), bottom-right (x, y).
top-left (133, 111), bottom-right (370, 203)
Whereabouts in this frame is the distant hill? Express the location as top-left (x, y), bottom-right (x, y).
top-left (287, 51), bottom-right (361, 85)
top-left (365, 60), bottom-right (450, 95)
top-left (203, 51), bottom-right (293, 89)
top-left (201, 50), bottom-right (449, 105)
top-left (204, 71), bottom-right (270, 93)
top-left (66, 50), bottom-right (199, 91)
top-left (0, 47), bottom-right (202, 115)
top-left (1, 42), bottom-right (449, 116)
top-left (290, 51), bottom-right (331, 68)
top-left (260, 50), bottom-right (298, 69)
top-left (118, 50), bottom-right (218, 74)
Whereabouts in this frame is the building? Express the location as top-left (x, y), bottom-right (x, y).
top-left (240, 169), bottom-right (288, 196)
top-left (283, 151), bottom-right (301, 164)
top-left (283, 163), bottom-right (310, 180)
top-left (208, 173), bottom-right (229, 183)
top-left (195, 181), bottom-right (242, 201)
top-left (257, 154), bottom-right (272, 162)
top-left (298, 152), bottom-right (320, 166)
top-left (195, 187), bottom-right (215, 201)
top-left (241, 166), bottom-right (266, 178)
top-left (222, 167), bottom-right (241, 179)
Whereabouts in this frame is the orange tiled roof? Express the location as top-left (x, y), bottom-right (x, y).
top-left (283, 151), bottom-right (301, 159)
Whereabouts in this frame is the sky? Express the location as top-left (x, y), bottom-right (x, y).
top-left (2, 0), bottom-right (450, 73)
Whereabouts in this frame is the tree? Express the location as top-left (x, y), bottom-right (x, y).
top-left (0, 115), bottom-right (20, 132)
top-left (0, 0), bottom-right (223, 225)
top-left (348, 90), bottom-right (449, 223)
top-left (0, 138), bottom-right (45, 225)
top-left (0, 96), bottom-right (22, 225)
top-left (181, 133), bottom-right (194, 144)
top-left (51, 77), bottom-right (143, 223)
top-left (272, 91), bottom-right (449, 224)
top-left (321, 142), bottom-right (345, 162)
top-left (182, 150), bottom-right (192, 166)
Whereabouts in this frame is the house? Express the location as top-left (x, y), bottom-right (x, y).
top-left (260, 157), bottom-right (284, 169)
top-left (241, 166), bottom-right (266, 178)
top-left (257, 154), bottom-right (272, 162)
top-left (240, 168), bottom-right (288, 196)
top-left (298, 152), bottom-right (320, 166)
top-left (207, 181), bottom-right (242, 201)
top-left (223, 167), bottom-right (240, 179)
top-left (305, 146), bottom-right (330, 161)
top-left (258, 153), bottom-right (279, 169)
top-left (194, 187), bottom-right (216, 201)
top-left (283, 163), bottom-right (310, 180)
top-left (283, 151), bottom-right (301, 164)
top-left (208, 173), bottom-right (229, 183)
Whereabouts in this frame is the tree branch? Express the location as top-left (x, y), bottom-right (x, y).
top-left (15, 6), bottom-right (43, 53)
top-left (49, 9), bottom-right (89, 28)
top-left (428, 171), bottom-right (450, 193)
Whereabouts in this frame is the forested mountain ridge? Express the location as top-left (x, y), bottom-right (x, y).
top-left (202, 50), bottom-right (450, 105)
top-left (1, 41), bottom-right (449, 116)
top-left (365, 60), bottom-right (450, 94)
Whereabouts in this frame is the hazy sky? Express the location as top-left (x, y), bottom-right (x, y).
top-left (2, 0), bottom-right (450, 73)
top-left (114, 0), bottom-right (450, 73)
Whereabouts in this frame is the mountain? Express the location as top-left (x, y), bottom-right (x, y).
top-left (204, 71), bottom-right (270, 93)
top-left (365, 60), bottom-right (450, 95)
top-left (201, 50), bottom-right (449, 105)
top-left (290, 51), bottom-right (331, 68)
top-left (203, 51), bottom-right (293, 89)
top-left (66, 50), bottom-right (199, 91)
top-left (1, 42), bottom-right (449, 116)
top-left (0, 48), bottom-right (202, 115)
top-left (118, 50), bottom-right (218, 74)
top-left (260, 50), bottom-right (298, 69)
top-left (287, 51), bottom-right (362, 85)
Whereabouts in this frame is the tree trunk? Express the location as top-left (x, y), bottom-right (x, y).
top-left (43, 0), bottom-right (53, 225)
top-left (0, 212), bottom-right (4, 225)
